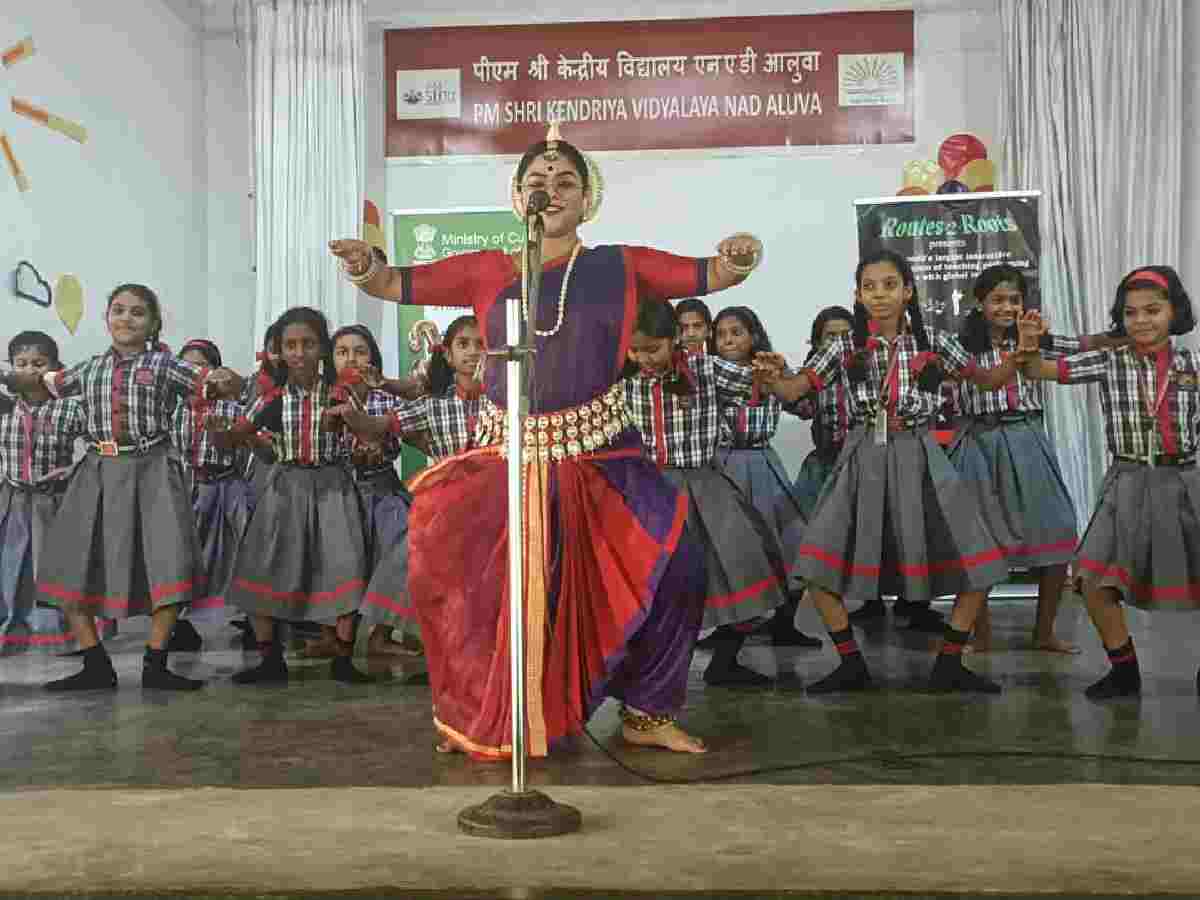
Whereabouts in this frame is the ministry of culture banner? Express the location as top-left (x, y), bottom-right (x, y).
top-left (385, 12), bottom-right (913, 156)
top-left (855, 191), bottom-right (1041, 333)
top-left (391, 208), bottom-right (520, 474)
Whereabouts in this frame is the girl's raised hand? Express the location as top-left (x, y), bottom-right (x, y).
top-left (1016, 311), bottom-right (1043, 353)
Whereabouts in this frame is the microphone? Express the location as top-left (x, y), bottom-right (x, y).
top-left (525, 190), bottom-right (551, 216)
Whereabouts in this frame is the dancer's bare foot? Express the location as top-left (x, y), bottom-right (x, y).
top-left (1034, 634), bottom-right (1080, 654)
top-left (367, 628), bottom-right (423, 658)
top-left (434, 739), bottom-right (460, 754)
top-left (621, 721), bottom-right (707, 754)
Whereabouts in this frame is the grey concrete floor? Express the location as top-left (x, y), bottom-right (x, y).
top-left (4, 594), bottom-right (1200, 896)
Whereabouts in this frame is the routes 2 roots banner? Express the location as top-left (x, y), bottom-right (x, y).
top-left (385, 12), bottom-right (913, 155)
top-left (855, 191), bottom-right (1041, 333)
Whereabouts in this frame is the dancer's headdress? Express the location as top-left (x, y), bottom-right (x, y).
top-left (510, 122), bottom-right (605, 223)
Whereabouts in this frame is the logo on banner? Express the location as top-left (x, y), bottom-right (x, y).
top-left (395, 69), bottom-right (462, 120)
top-left (838, 53), bottom-right (905, 107)
top-left (413, 224), bottom-right (438, 261)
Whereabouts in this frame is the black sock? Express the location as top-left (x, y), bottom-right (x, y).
top-left (830, 627), bottom-right (860, 659)
top-left (940, 626), bottom-right (970, 658)
top-left (82, 643), bottom-right (112, 669)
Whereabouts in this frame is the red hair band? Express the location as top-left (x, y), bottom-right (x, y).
top-left (1127, 269), bottom-right (1169, 291)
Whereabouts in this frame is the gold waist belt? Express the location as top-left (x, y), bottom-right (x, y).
top-left (476, 383), bottom-right (632, 462)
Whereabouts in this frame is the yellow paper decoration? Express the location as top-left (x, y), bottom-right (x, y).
top-left (960, 158), bottom-right (997, 192)
top-left (363, 222), bottom-right (386, 253)
top-left (54, 274), bottom-right (83, 335)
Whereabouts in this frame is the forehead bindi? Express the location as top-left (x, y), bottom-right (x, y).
top-left (524, 157), bottom-right (580, 181)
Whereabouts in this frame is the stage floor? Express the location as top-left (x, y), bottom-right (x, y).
top-left (4, 595), bottom-right (1200, 896)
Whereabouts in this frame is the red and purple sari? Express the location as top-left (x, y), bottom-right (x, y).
top-left (400, 244), bottom-right (708, 758)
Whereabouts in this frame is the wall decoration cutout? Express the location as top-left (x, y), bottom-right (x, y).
top-left (1, 35), bottom-right (89, 192)
top-left (13, 260), bottom-right (51, 307)
top-left (54, 273), bottom-right (83, 334)
top-left (363, 199), bottom-right (386, 254)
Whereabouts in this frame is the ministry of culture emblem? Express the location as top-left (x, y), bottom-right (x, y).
top-left (413, 223), bottom-right (438, 262)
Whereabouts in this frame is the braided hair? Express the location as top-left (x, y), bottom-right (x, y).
top-left (850, 250), bottom-right (942, 392)
top-left (427, 315), bottom-right (479, 396)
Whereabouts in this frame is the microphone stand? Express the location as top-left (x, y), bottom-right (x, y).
top-left (458, 203), bottom-right (582, 839)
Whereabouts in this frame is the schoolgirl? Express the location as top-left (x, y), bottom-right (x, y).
top-left (34, 284), bottom-right (236, 691)
top-left (350, 314), bottom-right (484, 640)
top-left (676, 297), bottom-right (713, 355)
top-left (951, 264), bottom-right (1100, 653)
top-left (0, 332), bottom-right (82, 654)
top-left (769, 250), bottom-right (1029, 694)
top-left (710, 305), bottom-right (819, 648)
top-left (226, 306), bottom-right (371, 685)
top-left (167, 338), bottom-right (250, 650)
top-left (622, 298), bottom-right (790, 687)
top-left (1016, 266), bottom-right (1200, 698)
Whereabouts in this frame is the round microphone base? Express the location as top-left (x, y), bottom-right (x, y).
top-left (458, 789), bottom-right (582, 839)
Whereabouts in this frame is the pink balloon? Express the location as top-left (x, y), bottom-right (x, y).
top-left (938, 133), bottom-right (987, 179)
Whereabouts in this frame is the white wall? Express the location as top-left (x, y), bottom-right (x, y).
top-left (376, 0), bottom-right (1001, 469)
top-left (0, 0), bottom-right (208, 362)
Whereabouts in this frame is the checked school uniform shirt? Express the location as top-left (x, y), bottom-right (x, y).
top-left (801, 328), bottom-right (978, 427)
top-left (958, 334), bottom-right (1085, 417)
top-left (622, 354), bottom-right (755, 468)
top-left (0, 395), bottom-right (84, 484)
top-left (171, 397), bottom-right (244, 471)
top-left (390, 385), bottom-right (481, 461)
top-left (1056, 343), bottom-right (1200, 460)
top-left (51, 348), bottom-right (207, 446)
top-left (242, 381), bottom-right (349, 466)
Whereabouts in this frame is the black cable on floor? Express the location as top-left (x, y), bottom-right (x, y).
top-left (580, 724), bottom-right (1200, 785)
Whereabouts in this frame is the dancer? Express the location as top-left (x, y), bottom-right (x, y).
top-left (0, 332), bottom-right (81, 654)
top-left (709, 305), bottom-right (820, 649)
top-left (331, 123), bottom-right (763, 755)
top-left (622, 299), bottom-right (790, 686)
top-left (1015, 267), bottom-right (1200, 698)
top-left (766, 250), bottom-right (1031, 694)
top-left (225, 307), bottom-right (371, 685)
top-left (31, 284), bottom-right (238, 691)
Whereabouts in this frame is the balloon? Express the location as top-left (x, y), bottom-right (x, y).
top-left (937, 179), bottom-right (970, 194)
top-left (937, 133), bottom-right (987, 179)
top-left (902, 159), bottom-right (944, 194)
top-left (960, 158), bottom-right (997, 191)
top-left (897, 186), bottom-right (929, 196)
top-left (54, 274), bottom-right (83, 335)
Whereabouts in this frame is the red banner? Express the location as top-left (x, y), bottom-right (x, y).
top-left (385, 12), bottom-right (914, 157)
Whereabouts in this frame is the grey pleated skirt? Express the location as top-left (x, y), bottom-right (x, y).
top-left (37, 444), bottom-right (198, 619)
top-left (1075, 460), bottom-right (1200, 610)
top-left (228, 463), bottom-right (367, 623)
top-left (662, 464), bottom-right (787, 629)
top-left (949, 417), bottom-right (1077, 569)
top-left (715, 444), bottom-right (806, 553)
top-left (357, 466), bottom-right (416, 630)
top-left (189, 472), bottom-right (254, 622)
top-left (790, 426), bottom-right (1009, 604)
top-left (0, 481), bottom-right (74, 652)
